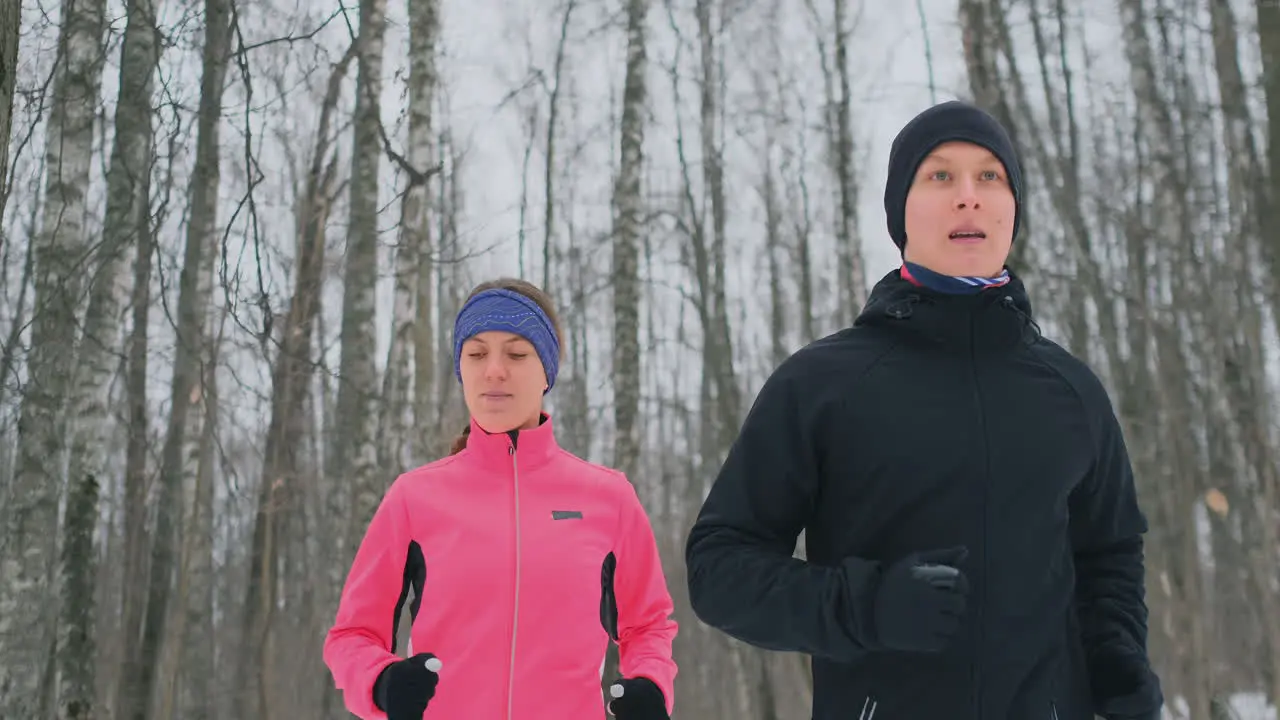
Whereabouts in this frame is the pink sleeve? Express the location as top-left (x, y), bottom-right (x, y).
top-left (322, 477), bottom-right (412, 720)
top-left (613, 480), bottom-right (679, 714)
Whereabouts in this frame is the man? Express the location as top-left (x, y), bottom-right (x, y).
top-left (684, 100), bottom-right (1164, 720)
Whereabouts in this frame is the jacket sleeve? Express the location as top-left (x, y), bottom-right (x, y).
top-left (322, 477), bottom-right (414, 720)
top-left (1067, 382), bottom-right (1157, 688)
top-left (612, 480), bottom-right (678, 715)
top-left (684, 361), bottom-right (880, 662)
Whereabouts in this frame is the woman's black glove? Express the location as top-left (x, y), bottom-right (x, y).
top-left (372, 652), bottom-right (441, 720)
top-left (607, 676), bottom-right (669, 720)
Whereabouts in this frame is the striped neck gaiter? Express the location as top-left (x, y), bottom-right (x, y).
top-left (900, 261), bottom-right (1010, 295)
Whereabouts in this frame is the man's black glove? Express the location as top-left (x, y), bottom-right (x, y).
top-left (870, 545), bottom-right (970, 653)
top-left (373, 652), bottom-right (441, 720)
top-left (607, 676), bottom-right (668, 720)
top-left (1091, 648), bottom-right (1163, 720)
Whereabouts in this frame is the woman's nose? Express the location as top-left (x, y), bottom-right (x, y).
top-left (484, 355), bottom-right (509, 379)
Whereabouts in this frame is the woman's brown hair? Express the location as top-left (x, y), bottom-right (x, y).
top-left (450, 278), bottom-right (563, 455)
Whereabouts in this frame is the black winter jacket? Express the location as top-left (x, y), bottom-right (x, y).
top-left (685, 268), bottom-right (1162, 720)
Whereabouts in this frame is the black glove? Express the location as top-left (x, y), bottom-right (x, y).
top-left (1091, 649), bottom-right (1163, 720)
top-left (373, 652), bottom-right (441, 720)
top-left (607, 676), bottom-right (668, 720)
top-left (871, 546), bottom-right (970, 652)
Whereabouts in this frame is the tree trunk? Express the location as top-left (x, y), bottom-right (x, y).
top-left (381, 0), bottom-right (439, 477)
top-left (0, 0), bottom-right (20, 220)
top-left (407, 0), bottom-right (440, 469)
top-left (237, 41), bottom-right (354, 720)
top-left (542, 0), bottom-right (576, 291)
top-left (58, 472), bottom-right (99, 720)
top-left (604, 0), bottom-right (649, 691)
top-left (830, 0), bottom-right (866, 314)
top-left (0, 0), bottom-right (105, 714)
top-left (612, 0), bottom-right (647, 494)
top-left (77, 0), bottom-right (160, 712)
top-left (168, 1), bottom-right (231, 715)
top-left (336, 0), bottom-right (387, 564)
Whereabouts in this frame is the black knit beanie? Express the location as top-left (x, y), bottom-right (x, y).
top-left (883, 100), bottom-right (1023, 252)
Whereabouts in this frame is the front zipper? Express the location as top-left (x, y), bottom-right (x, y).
top-left (1050, 701), bottom-right (1060, 720)
top-left (968, 308), bottom-right (989, 720)
top-left (506, 443), bottom-right (522, 720)
top-left (857, 696), bottom-right (877, 720)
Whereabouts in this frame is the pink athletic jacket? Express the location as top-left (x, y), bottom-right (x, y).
top-left (323, 414), bottom-right (678, 719)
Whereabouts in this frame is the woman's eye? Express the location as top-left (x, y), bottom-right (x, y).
top-left (509, 353), bottom-right (528, 360)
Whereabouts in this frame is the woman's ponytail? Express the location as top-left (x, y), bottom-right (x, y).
top-left (450, 423), bottom-right (471, 455)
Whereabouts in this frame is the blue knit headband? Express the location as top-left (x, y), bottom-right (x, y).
top-left (453, 288), bottom-right (560, 393)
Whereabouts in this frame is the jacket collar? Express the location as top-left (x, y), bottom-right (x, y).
top-left (853, 266), bottom-right (1040, 351)
top-left (461, 411), bottom-right (560, 472)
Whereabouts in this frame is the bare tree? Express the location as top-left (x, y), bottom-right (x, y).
top-left (334, 0), bottom-right (387, 562)
top-left (0, 0), bottom-right (19, 219)
top-left (75, 1), bottom-right (161, 716)
top-left (813, 0), bottom-right (866, 317)
top-left (379, 0), bottom-right (440, 477)
top-left (612, 0), bottom-right (646, 504)
top-left (58, 473), bottom-right (99, 719)
top-left (0, 0), bottom-right (106, 714)
top-left (542, 0), bottom-right (577, 291)
top-left (156, 0), bottom-right (233, 716)
top-left (406, 0), bottom-right (441, 468)
top-left (603, 0), bottom-right (649, 691)
top-left (239, 39), bottom-right (356, 720)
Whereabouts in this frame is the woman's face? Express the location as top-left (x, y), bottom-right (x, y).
top-left (458, 331), bottom-right (546, 433)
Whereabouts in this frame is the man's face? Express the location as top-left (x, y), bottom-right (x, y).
top-left (902, 141), bottom-right (1015, 276)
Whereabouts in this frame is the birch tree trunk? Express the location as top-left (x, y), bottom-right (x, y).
top-left (1255, 0), bottom-right (1280, 313)
top-left (76, 0), bottom-right (159, 712)
top-left (171, 326), bottom-right (221, 720)
top-left (58, 472), bottom-right (99, 720)
top-left (603, 0), bottom-right (649, 691)
top-left (336, 0), bottom-right (386, 563)
top-left (129, 2), bottom-right (229, 717)
top-left (542, 0), bottom-right (576, 291)
top-left (0, 0), bottom-right (19, 219)
top-left (381, 0), bottom-right (439, 475)
top-left (0, 0), bottom-right (105, 714)
top-left (612, 0), bottom-right (646, 500)
top-left (1208, 2), bottom-right (1280, 707)
top-left (406, 0), bottom-right (440, 468)
top-left (168, 0), bottom-right (231, 715)
top-left (830, 0), bottom-right (866, 313)
top-left (237, 41), bottom-right (354, 720)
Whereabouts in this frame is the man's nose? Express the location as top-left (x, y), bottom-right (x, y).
top-left (954, 179), bottom-right (981, 209)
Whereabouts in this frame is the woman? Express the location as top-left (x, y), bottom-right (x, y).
top-left (685, 101), bottom-right (1162, 720)
top-left (325, 278), bottom-right (678, 720)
